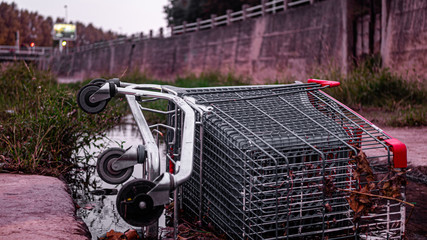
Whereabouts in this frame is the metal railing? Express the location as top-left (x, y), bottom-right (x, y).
top-left (171, 0), bottom-right (314, 35)
top-left (70, 28), bottom-right (172, 53)
top-left (0, 45), bottom-right (52, 55)
top-left (50, 0), bottom-right (314, 55)
top-left (0, 45), bottom-right (53, 61)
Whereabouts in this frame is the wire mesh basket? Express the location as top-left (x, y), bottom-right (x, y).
top-left (167, 81), bottom-right (406, 239)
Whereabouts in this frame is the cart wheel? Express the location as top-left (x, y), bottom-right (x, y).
top-left (116, 179), bottom-right (164, 226)
top-left (96, 148), bottom-right (134, 184)
top-left (89, 78), bottom-right (107, 86)
top-left (77, 84), bottom-right (108, 114)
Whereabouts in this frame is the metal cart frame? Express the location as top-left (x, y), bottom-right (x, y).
top-left (77, 78), bottom-right (407, 239)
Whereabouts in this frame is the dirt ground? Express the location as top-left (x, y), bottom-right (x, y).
top-left (406, 180), bottom-right (427, 239)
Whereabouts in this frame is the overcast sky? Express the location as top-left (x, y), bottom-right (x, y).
top-left (2, 0), bottom-right (169, 35)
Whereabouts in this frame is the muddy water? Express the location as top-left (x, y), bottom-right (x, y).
top-left (69, 116), bottom-right (167, 239)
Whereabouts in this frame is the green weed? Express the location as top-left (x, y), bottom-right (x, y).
top-left (174, 72), bottom-right (249, 88)
top-left (312, 58), bottom-right (427, 126)
top-left (118, 70), bottom-right (250, 87)
top-left (388, 107), bottom-right (427, 127)
top-left (0, 63), bottom-right (122, 176)
top-left (118, 71), bottom-right (249, 124)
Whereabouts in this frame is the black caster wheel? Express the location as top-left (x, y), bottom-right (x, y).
top-left (96, 148), bottom-right (134, 184)
top-left (116, 179), bottom-right (164, 226)
top-left (77, 84), bottom-right (108, 114)
top-left (89, 78), bottom-right (107, 86)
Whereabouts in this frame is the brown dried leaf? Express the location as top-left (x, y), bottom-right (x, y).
top-left (323, 175), bottom-right (336, 197)
top-left (325, 203), bottom-right (332, 212)
top-left (382, 182), bottom-right (390, 190)
top-left (359, 195), bottom-right (370, 204)
top-left (356, 204), bottom-right (365, 214)
top-left (105, 230), bottom-right (126, 240)
top-left (347, 195), bottom-right (359, 212)
top-left (125, 229), bottom-right (140, 240)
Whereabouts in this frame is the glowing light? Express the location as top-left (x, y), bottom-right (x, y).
top-left (61, 41), bottom-right (67, 47)
top-left (30, 42), bottom-right (35, 47)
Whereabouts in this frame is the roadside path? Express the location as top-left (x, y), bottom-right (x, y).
top-left (382, 126), bottom-right (427, 167)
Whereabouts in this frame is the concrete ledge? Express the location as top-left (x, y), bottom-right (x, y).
top-left (0, 174), bottom-right (89, 239)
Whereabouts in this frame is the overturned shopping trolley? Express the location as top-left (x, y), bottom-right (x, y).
top-left (77, 78), bottom-right (407, 239)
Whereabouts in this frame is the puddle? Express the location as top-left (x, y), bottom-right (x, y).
top-left (67, 115), bottom-right (167, 239)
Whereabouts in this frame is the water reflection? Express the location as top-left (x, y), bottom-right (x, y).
top-left (67, 115), bottom-right (166, 239)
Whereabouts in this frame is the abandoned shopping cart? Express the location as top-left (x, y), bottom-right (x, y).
top-left (77, 78), bottom-right (407, 239)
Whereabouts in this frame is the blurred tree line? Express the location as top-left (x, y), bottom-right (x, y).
top-left (0, 2), bottom-right (117, 47)
top-left (164, 0), bottom-right (261, 26)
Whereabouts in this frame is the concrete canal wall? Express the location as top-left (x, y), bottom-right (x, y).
top-left (49, 0), bottom-right (427, 83)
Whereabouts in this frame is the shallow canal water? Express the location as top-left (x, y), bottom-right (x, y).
top-left (68, 115), bottom-right (167, 239)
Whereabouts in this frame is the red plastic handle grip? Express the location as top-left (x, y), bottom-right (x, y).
top-left (384, 138), bottom-right (407, 168)
top-left (308, 79), bottom-right (340, 88)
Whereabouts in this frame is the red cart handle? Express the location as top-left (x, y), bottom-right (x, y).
top-left (308, 79), bottom-right (340, 88)
top-left (383, 138), bottom-right (407, 168)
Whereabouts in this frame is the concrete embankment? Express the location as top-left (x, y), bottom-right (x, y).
top-left (0, 174), bottom-right (89, 240)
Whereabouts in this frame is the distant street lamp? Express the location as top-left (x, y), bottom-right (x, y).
top-left (59, 40), bottom-right (67, 53)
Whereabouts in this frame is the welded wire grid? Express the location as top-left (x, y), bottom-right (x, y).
top-left (166, 83), bottom-right (405, 239)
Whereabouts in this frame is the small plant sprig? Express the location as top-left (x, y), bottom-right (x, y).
top-left (335, 149), bottom-right (414, 227)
